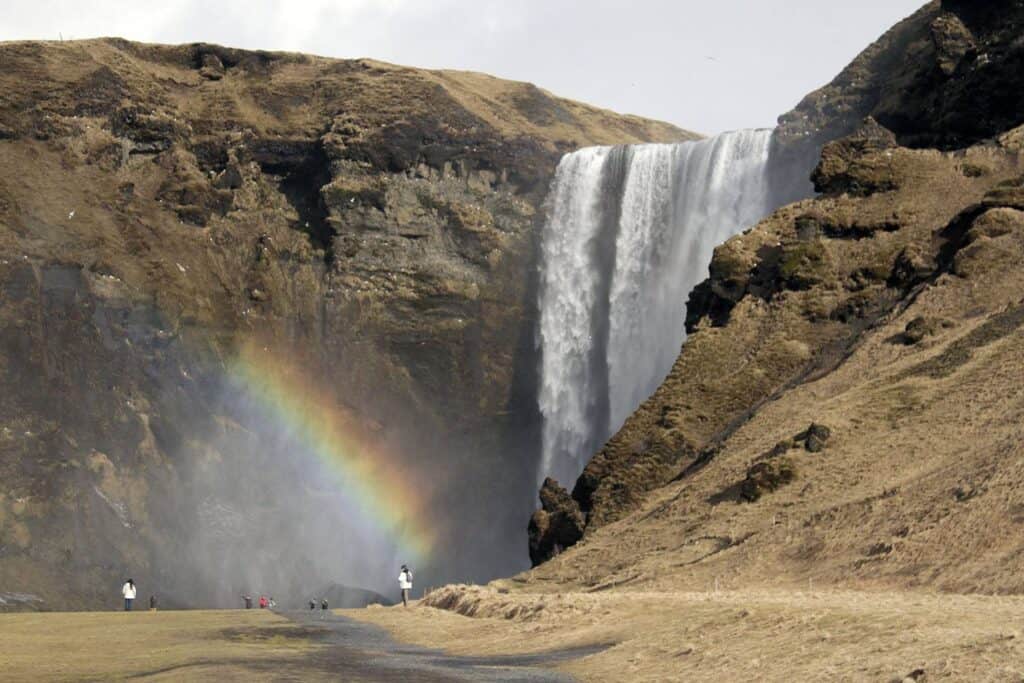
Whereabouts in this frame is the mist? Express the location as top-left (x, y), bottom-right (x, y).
top-left (133, 332), bottom-right (537, 609)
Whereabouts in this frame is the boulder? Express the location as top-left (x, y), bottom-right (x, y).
top-left (528, 478), bottom-right (584, 566)
top-left (811, 118), bottom-right (900, 196)
top-left (799, 423), bottom-right (832, 453)
top-left (199, 53), bottom-right (225, 80)
top-left (741, 458), bottom-right (797, 502)
top-left (901, 316), bottom-right (953, 345)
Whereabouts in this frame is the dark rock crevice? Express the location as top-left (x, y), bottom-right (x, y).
top-left (260, 142), bottom-right (335, 259)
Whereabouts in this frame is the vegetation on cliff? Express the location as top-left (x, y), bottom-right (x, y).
top-left (0, 38), bottom-right (692, 609)
top-left (528, 0), bottom-right (1024, 579)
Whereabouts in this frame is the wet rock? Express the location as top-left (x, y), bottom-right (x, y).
top-left (741, 458), bottom-right (797, 502)
top-left (528, 478), bottom-right (584, 566)
top-left (685, 240), bottom-right (757, 330)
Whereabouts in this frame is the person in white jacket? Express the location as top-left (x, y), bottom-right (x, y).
top-left (398, 565), bottom-right (413, 607)
top-left (122, 579), bottom-right (137, 611)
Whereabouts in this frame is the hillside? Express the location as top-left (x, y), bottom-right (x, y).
top-left (529, 0), bottom-right (1024, 572)
top-left (0, 37), bottom-right (693, 610)
top-left (528, 123), bottom-right (1024, 592)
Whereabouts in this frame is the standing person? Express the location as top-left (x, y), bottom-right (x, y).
top-left (309, 599), bottom-right (316, 611)
top-left (320, 598), bottom-right (328, 620)
top-left (121, 579), bottom-right (137, 611)
top-left (149, 595), bottom-right (157, 612)
top-left (242, 594), bottom-right (253, 609)
top-left (258, 595), bottom-right (268, 609)
top-left (398, 565), bottom-right (413, 607)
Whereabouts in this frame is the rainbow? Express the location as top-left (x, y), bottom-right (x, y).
top-left (227, 340), bottom-right (434, 562)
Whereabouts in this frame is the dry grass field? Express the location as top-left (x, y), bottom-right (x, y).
top-left (351, 588), bottom-right (1024, 682)
top-left (0, 609), bottom-right (316, 682)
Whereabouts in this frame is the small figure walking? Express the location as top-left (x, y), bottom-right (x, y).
top-left (320, 598), bottom-right (328, 620)
top-left (149, 594), bottom-right (158, 612)
top-left (258, 595), bottom-right (268, 609)
top-left (122, 579), bottom-right (137, 611)
top-left (398, 565), bottom-right (413, 607)
top-left (242, 594), bottom-right (253, 609)
top-left (309, 599), bottom-right (316, 611)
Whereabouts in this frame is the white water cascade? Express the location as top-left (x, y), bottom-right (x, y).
top-left (536, 129), bottom-right (776, 487)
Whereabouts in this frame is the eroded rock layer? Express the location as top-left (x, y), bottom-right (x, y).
top-left (0, 38), bottom-right (692, 609)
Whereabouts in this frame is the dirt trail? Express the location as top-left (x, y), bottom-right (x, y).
top-left (351, 589), bottom-right (1024, 682)
top-left (279, 609), bottom-right (598, 682)
top-left (0, 608), bottom-right (602, 681)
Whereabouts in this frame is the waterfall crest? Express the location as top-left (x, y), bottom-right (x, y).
top-left (537, 129), bottom-right (775, 487)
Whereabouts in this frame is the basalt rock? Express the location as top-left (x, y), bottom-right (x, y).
top-left (811, 118), bottom-right (899, 196)
top-left (528, 478), bottom-right (585, 566)
top-left (797, 423), bottom-right (832, 453)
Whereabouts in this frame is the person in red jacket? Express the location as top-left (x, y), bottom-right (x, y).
top-left (258, 595), bottom-right (268, 609)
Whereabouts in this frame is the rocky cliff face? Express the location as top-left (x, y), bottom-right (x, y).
top-left (0, 38), bottom-right (691, 609)
top-left (528, 0), bottom-right (1024, 565)
top-left (770, 0), bottom-right (1024, 203)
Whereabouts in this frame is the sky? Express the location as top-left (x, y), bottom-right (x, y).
top-left (3, 0), bottom-right (928, 135)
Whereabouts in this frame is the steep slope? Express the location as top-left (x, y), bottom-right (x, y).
top-left (528, 0), bottom-right (1024, 567)
top-left (0, 38), bottom-right (693, 610)
top-left (528, 125), bottom-right (1024, 590)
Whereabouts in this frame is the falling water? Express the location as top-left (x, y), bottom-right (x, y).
top-left (537, 129), bottom-right (776, 487)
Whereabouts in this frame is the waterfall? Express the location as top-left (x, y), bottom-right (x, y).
top-left (536, 129), bottom-right (776, 487)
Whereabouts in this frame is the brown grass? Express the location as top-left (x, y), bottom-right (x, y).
top-left (0, 610), bottom-right (314, 681)
top-left (351, 588), bottom-right (1024, 682)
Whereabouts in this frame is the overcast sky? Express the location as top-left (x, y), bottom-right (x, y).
top-left (4, 1), bottom-right (927, 134)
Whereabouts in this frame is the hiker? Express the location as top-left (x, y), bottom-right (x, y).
top-left (259, 595), bottom-right (268, 609)
top-left (398, 565), bottom-right (413, 607)
top-left (309, 599), bottom-right (316, 611)
top-left (320, 598), bottom-right (328, 620)
top-left (242, 594), bottom-right (253, 609)
top-left (149, 594), bottom-right (157, 612)
top-left (268, 597), bottom-right (276, 608)
top-left (122, 579), bottom-right (137, 611)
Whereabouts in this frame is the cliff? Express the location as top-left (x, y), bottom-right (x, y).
top-left (0, 38), bottom-right (693, 609)
top-left (528, 0), bottom-right (1024, 577)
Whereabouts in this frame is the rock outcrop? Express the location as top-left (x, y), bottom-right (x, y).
top-left (0, 38), bottom-right (691, 609)
top-left (770, 0), bottom-right (1024, 203)
top-left (527, 478), bottom-right (585, 566)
